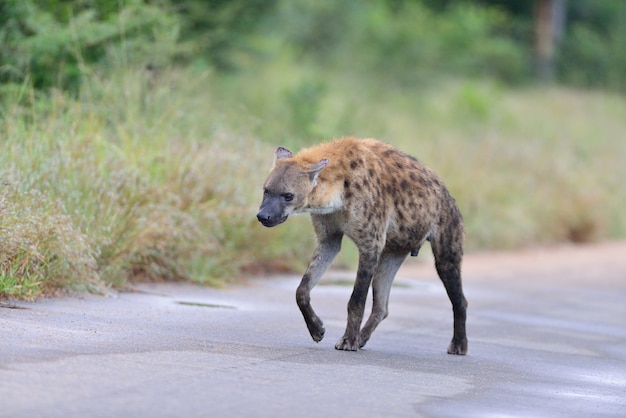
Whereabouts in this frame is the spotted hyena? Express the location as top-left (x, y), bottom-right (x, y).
top-left (256, 137), bottom-right (467, 355)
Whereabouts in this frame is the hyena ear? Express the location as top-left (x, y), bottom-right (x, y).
top-left (307, 158), bottom-right (329, 187)
top-left (275, 147), bottom-right (293, 160)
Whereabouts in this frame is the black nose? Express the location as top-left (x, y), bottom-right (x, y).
top-left (256, 212), bottom-right (270, 223)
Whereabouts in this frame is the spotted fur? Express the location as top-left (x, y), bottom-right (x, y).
top-left (257, 137), bottom-right (468, 354)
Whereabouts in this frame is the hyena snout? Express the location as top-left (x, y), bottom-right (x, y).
top-left (256, 211), bottom-right (280, 227)
top-left (256, 204), bottom-right (288, 228)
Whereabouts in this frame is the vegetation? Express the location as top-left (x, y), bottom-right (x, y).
top-left (1, 0), bottom-right (625, 299)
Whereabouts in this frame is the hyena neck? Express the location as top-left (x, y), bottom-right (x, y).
top-left (298, 184), bottom-right (344, 215)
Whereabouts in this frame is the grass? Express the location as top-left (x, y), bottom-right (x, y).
top-left (0, 183), bottom-right (100, 299)
top-left (1, 63), bottom-right (625, 299)
top-left (389, 82), bottom-right (626, 249)
top-left (217, 61), bottom-right (626, 250)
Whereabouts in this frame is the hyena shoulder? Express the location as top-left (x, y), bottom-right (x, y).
top-left (294, 137), bottom-right (417, 187)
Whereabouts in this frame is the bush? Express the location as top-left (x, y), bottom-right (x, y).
top-left (3, 0), bottom-right (624, 94)
top-left (268, 0), bottom-right (531, 86)
top-left (558, 22), bottom-right (626, 91)
top-left (0, 0), bottom-right (179, 93)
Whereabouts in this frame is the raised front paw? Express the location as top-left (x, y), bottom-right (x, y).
top-left (306, 317), bottom-right (325, 342)
top-left (335, 335), bottom-right (360, 351)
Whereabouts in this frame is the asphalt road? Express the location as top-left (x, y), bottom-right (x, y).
top-left (1, 242), bottom-right (625, 417)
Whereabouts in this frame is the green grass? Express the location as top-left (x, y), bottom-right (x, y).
top-left (1, 64), bottom-right (625, 299)
top-left (217, 61), bottom-right (626, 251)
top-left (0, 183), bottom-right (100, 299)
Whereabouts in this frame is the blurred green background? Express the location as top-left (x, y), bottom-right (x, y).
top-left (1, 0), bottom-right (625, 298)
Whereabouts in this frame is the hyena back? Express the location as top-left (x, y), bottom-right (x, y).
top-left (256, 137), bottom-right (467, 355)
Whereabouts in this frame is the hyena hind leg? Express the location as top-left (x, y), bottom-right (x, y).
top-left (359, 251), bottom-right (408, 348)
top-left (432, 238), bottom-right (468, 355)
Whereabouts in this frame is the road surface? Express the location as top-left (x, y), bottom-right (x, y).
top-left (1, 242), bottom-right (625, 417)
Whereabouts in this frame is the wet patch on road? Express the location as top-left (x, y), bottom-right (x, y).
top-left (175, 301), bottom-right (236, 309)
top-left (0, 302), bottom-right (29, 310)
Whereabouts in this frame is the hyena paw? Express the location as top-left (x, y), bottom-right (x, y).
top-left (447, 338), bottom-right (468, 355)
top-left (335, 335), bottom-right (360, 351)
top-left (307, 319), bottom-right (325, 343)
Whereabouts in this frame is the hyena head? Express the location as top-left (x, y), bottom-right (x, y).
top-left (256, 146), bottom-right (329, 227)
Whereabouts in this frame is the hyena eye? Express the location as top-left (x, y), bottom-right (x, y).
top-left (283, 193), bottom-right (294, 202)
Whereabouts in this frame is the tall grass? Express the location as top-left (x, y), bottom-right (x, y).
top-left (0, 68), bottom-right (314, 299)
top-left (214, 61), bottom-right (626, 251)
top-left (1, 64), bottom-right (625, 299)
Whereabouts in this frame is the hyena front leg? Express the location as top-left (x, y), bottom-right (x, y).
top-left (335, 248), bottom-right (381, 351)
top-left (359, 250), bottom-right (408, 348)
top-left (296, 232), bottom-right (343, 343)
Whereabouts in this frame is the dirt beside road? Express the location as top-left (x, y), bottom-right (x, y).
top-left (399, 240), bottom-right (626, 288)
